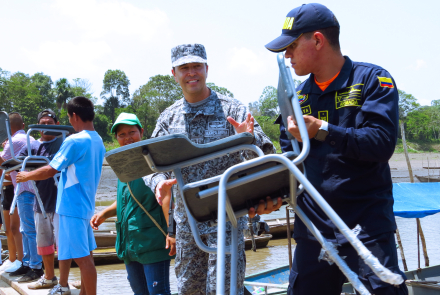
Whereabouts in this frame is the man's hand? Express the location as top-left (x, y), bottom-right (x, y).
top-left (287, 115), bottom-right (322, 142)
top-left (248, 197), bottom-right (283, 218)
top-left (16, 171), bottom-right (30, 183)
top-left (90, 212), bottom-right (107, 230)
top-left (227, 113), bottom-right (254, 135)
top-left (165, 234), bottom-right (176, 256)
top-left (155, 179), bottom-right (177, 206)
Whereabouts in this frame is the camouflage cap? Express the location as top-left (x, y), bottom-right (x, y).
top-left (171, 44), bottom-right (207, 67)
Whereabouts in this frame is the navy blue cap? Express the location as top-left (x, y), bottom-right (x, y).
top-left (265, 3), bottom-right (339, 52)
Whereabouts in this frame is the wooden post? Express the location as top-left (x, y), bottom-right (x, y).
top-left (416, 218), bottom-right (429, 266)
top-left (286, 206), bottom-right (293, 270)
top-left (395, 227), bottom-right (408, 271)
top-left (400, 121), bottom-right (414, 183)
top-left (417, 219), bottom-right (420, 269)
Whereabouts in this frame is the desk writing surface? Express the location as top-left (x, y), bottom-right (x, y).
top-left (105, 133), bottom-right (254, 183)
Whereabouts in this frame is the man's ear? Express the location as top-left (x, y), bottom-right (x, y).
top-left (56, 121), bottom-right (60, 125)
top-left (171, 68), bottom-right (178, 83)
top-left (140, 128), bottom-right (144, 138)
top-left (205, 64), bottom-right (209, 78)
top-left (313, 32), bottom-right (325, 51)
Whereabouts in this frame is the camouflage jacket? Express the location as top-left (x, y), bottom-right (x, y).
top-left (143, 90), bottom-right (275, 234)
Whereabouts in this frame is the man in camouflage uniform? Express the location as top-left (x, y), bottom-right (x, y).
top-left (144, 44), bottom-right (279, 294)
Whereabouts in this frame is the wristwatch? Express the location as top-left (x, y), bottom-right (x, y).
top-left (314, 120), bottom-right (329, 142)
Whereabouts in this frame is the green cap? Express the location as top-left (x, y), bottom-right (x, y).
top-left (111, 112), bottom-right (143, 134)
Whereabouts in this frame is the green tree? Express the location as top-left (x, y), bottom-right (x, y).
top-left (132, 74), bottom-right (183, 137)
top-left (31, 73), bottom-right (56, 111)
top-left (6, 72), bottom-right (44, 126)
top-left (101, 70), bottom-right (131, 124)
top-left (71, 78), bottom-right (96, 103)
top-left (398, 89), bottom-right (420, 182)
top-left (54, 78), bottom-right (74, 111)
top-left (206, 82), bottom-right (234, 97)
top-left (258, 86), bottom-right (279, 117)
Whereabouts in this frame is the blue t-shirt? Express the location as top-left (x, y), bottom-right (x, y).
top-left (49, 130), bottom-right (105, 219)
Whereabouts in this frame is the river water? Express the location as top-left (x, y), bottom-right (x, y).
top-left (65, 159), bottom-right (440, 294)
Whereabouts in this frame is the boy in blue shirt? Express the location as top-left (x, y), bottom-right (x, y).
top-left (17, 96), bottom-right (106, 295)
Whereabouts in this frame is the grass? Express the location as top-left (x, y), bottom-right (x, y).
top-left (104, 138), bottom-right (120, 152)
top-left (394, 139), bottom-right (440, 153)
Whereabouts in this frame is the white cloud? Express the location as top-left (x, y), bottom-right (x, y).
top-left (228, 47), bottom-right (274, 75)
top-left (51, 0), bottom-right (170, 42)
top-left (415, 59), bottom-right (427, 70)
top-left (22, 40), bottom-right (112, 76)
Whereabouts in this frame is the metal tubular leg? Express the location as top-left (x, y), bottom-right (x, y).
top-left (230, 226), bottom-right (238, 295)
top-left (30, 180), bottom-right (47, 219)
top-left (217, 176), bottom-right (228, 295)
top-left (289, 203), bottom-right (371, 295)
top-left (0, 190), bottom-right (4, 230)
top-left (9, 183), bottom-right (20, 215)
top-left (173, 168), bottom-right (227, 254)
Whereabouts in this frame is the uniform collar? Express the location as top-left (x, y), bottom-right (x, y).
top-left (182, 89), bottom-right (217, 115)
top-left (301, 56), bottom-right (353, 95)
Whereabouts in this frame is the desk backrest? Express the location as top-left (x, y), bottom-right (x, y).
top-left (0, 111), bottom-right (9, 145)
top-left (277, 53), bottom-right (297, 140)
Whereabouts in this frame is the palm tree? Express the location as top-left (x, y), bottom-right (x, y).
top-left (54, 78), bottom-right (73, 111)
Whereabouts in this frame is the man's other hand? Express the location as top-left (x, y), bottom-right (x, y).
top-left (155, 179), bottom-right (177, 206)
top-left (166, 234), bottom-right (176, 256)
top-left (16, 171), bottom-right (30, 183)
top-left (287, 115), bottom-right (322, 142)
top-left (227, 113), bottom-right (254, 135)
top-left (248, 197), bottom-right (283, 218)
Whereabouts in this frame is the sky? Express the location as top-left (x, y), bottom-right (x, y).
top-left (0, 0), bottom-right (438, 107)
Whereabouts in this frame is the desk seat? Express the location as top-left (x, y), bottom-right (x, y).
top-left (182, 153), bottom-right (302, 223)
top-left (1, 157), bottom-right (48, 170)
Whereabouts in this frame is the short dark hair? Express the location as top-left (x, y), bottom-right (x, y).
top-left (304, 26), bottom-right (340, 50)
top-left (9, 112), bottom-right (23, 131)
top-left (67, 96), bottom-right (95, 122)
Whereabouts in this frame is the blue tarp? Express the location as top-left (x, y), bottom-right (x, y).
top-left (393, 183), bottom-right (440, 218)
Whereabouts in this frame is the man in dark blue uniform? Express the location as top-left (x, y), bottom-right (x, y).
top-left (265, 3), bottom-right (408, 295)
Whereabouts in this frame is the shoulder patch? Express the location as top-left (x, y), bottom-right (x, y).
top-left (377, 77), bottom-right (394, 88)
top-left (297, 90), bottom-right (309, 105)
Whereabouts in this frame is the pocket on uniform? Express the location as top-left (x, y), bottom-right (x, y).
top-left (365, 266), bottom-right (407, 294)
top-left (287, 270), bottom-right (298, 295)
top-left (127, 211), bottom-right (163, 230)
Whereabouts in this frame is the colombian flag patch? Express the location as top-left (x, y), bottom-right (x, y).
top-left (378, 77), bottom-right (394, 88)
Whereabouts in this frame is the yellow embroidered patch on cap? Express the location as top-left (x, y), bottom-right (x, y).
top-left (282, 17), bottom-right (294, 30)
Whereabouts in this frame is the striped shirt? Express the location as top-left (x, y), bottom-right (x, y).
top-left (0, 130), bottom-right (36, 196)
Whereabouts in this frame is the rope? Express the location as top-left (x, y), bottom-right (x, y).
top-left (127, 183), bottom-right (167, 237)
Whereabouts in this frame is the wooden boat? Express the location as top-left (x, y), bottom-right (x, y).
top-left (415, 175), bottom-right (440, 182)
top-left (244, 234), bottom-right (272, 250)
top-left (416, 160), bottom-right (440, 182)
top-left (2, 231), bottom-right (272, 251)
top-left (258, 217), bottom-right (295, 239)
top-left (1, 247), bottom-right (122, 266)
top-left (241, 264), bottom-right (440, 295)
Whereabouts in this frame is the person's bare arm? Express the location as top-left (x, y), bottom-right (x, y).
top-left (90, 201), bottom-right (117, 230)
top-left (16, 165), bottom-right (58, 183)
top-left (160, 188), bottom-right (176, 256)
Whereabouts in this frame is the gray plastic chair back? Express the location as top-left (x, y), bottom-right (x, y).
top-left (277, 55), bottom-right (296, 140)
top-left (0, 112), bottom-right (9, 145)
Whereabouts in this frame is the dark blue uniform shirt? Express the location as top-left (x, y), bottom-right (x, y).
top-left (277, 56), bottom-right (399, 244)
